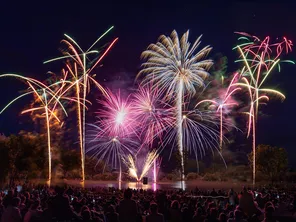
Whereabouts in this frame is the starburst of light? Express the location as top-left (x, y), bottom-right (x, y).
top-left (138, 30), bottom-right (213, 181)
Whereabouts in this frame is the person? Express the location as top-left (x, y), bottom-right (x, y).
top-left (106, 205), bottom-right (119, 222)
top-left (239, 187), bottom-right (258, 217)
top-left (146, 202), bottom-right (164, 222)
top-left (263, 206), bottom-right (277, 222)
top-left (169, 200), bottom-right (182, 222)
top-left (227, 209), bottom-right (247, 222)
top-left (50, 186), bottom-right (75, 221)
top-left (229, 189), bottom-right (236, 206)
top-left (192, 207), bottom-right (205, 222)
top-left (207, 208), bottom-right (219, 222)
top-left (24, 200), bottom-right (42, 222)
top-left (219, 213), bottom-right (227, 222)
top-left (118, 189), bottom-right (138, 222)
top-left (1, 197), bottom-right (22, 222)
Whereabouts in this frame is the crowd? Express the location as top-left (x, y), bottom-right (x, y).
top-left (0, 183), bottom-right (296, 222)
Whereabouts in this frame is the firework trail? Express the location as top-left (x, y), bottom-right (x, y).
top-left (196, 73), bottom-right (241, 151)
top-left (233, 33), bottom-right (293, 185)
top-left (138, 30), bottom-right (213, 181)
top-left (0, 73), bottom-right (84, 181)
top-left (44, 26), bottom-right (118, 181)
top-left (86, 124), bottom-right (138, 181)
top-left (87, 89), bottom-right (139, 181)
top-left (132, 83), bottom-right (176, 183)
top-left (154, 156), bottom-right (162, 183)
top-left (97, 89), bottom-right (137, 138)
top-left (132, 85), bottom-right (175, 147)
top-left (123, 149), bottom-right (159, 181)
top-left (162, 108), bottom-right (228, 174)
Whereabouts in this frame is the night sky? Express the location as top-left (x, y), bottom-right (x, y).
top-left (0, 1), bottom-right (295, 165)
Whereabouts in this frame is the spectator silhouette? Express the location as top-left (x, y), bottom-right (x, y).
top-left (146, 202), bottom-right (164, 222)
top-left (118, 189), bottom-right (138, 222)
top-left (193, 207), bottom-right (205, 221)
top-left (169, 200), bottom-right (182, 222)
top-left (239, 187), bottom-right (259, 218)
top-left (106, 205), bottom-right (119, 222)
top-left (227, 209), bottom-right (247, 222)
top-left (51, 186), bottom-right (74, 221)
top-left (219, 212), bottom-right (227, 222)
top-left (1, 197), bottom-right (22, 222)
top-left (24, 200), bottom-right (42, 222)
top-left (263, 206), bottom-right (276, 222)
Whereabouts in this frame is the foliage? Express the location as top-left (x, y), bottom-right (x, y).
top-left (93, 173), bottom-right (118, 181)
top-left (202, 173), bottom-right (220, 181)
top-left (84, 156), bottom-right (106, 179)
top-left (186, 172), bottom-right (201, 180)
top-left (0, 132), bottom-right (47, 185)
top-left (248, 144), bottom-right (288, 182)
top-left (0, 139), bottom-right (9, 182)
top-left (223, 165), bottom-right (251, 182)
top-left (60, 149), bottom-right (80, 178)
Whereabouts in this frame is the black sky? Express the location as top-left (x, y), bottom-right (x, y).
top-left (0, 1), bottom-right (296, 164)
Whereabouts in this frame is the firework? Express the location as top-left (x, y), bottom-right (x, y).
top-left (0, 73), bottom-right (82, 181)
top-left (86, 124), bottom-right (138, 181)
top-left (97, 89), bottom-right (136, 138)
top-left (87, 89), bottom-right (139, 181)
top-left (163, 108), bottom-right (228, 173)
top-left (196, 73), bottom-right (241, 151)
top-left (132, 84), bottom-right (175, 183)
top-left (132, 84), bottom-right (175, 145)
top-left (153, 156), bottom-right (162, 183)
top-left (233, 33), bottom-right (293, 185)
top-left (44, 26), bottom-right (118, 181)
top-left (123, 149), bottom-right (159, 181)
top-left (138, 30), bottom-right (213, 180)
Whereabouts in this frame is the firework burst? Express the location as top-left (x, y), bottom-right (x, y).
top-left (233, 33), bottom-right (293, 185)
top-left (131, 84), bottom-right (175, 147)
top-left (163, 108), bottom-right (228, 173)
top-left (97, 89), bottom-right (136, 138)
top-left (138, 30), bottom-right (213, 180)
top-left (44, 26), bottom-right (118, 181)
top-left (196, 73), bottom-right (241, 151)
top-left (0, 73), bottom-right (85, 181)
top-left (86, 124), bottom-right (138, 179)
top-left (123, 149), bottom-right (159, 181)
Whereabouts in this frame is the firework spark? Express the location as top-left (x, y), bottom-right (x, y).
top-left (0, 73), bottom-right (83, 181)
top-left (233, 33), bottom-right (293, 185)
top-left (138, 30), bottom-right (213, 180)
top-left (123, 149), bottom-right (159, 181)
top-left (87, 89), bottom-right (139, 181)
top-left (86, 124), bottom-right (139, 181)
top-left (132, 84), bottom-right (175, 147)
top-left (163, 108), bottom-right (228, 173)
top-left (97, 89), bottom-right (136, 138)
top-left (196, 73), bottom-right (241, 151)
top-left (44, 26), bottom-right (118, 181)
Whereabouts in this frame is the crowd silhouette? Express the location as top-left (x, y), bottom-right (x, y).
top-left (0, 183), bottom-right (296, 222)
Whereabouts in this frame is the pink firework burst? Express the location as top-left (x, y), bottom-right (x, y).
top-left (132, 85), bottom-right (175, 147)
top-left (196, 73), bottom-right (241, 151)
top-left (96, 89), bottom-right (136, 138)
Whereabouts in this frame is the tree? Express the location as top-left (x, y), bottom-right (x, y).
top-left (60, 149), bottom-right (80, 178)
top-left (85, 156), bottom-right (106, 179)
top-left (0, 132), bottom-right (47, 185)
top-left (0, 138), bottom-right (9, 183)
top-left (248, 144), bottom-right (288, 182)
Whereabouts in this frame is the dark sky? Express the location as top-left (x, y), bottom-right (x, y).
top-left (0, 1), bottom-right (296, 164)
